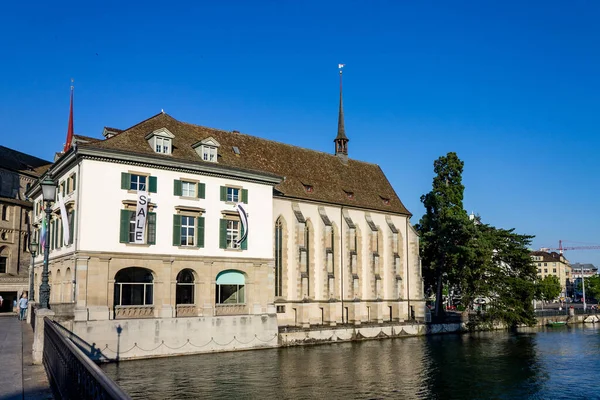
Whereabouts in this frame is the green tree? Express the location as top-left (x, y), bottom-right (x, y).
top-left (460, 224), bottom-right (537, 327)
top-left (583, 275), bottom-right (600, 300)
top-left (417, 152), bottom-right (538, 327)
top-left (535, 275), bottom-right (561, 302)
top-left (415, 152), bottom-right (472, 317)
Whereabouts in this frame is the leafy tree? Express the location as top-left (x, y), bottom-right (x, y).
top-left (583, 275), bottom-right (600, 300)
top-left (417, 152), bottom-right (538, 327)
top-left (460, 224), bottom-right (537, 327)
top-left (535, 275), bottom-right (561, 302)
top-left (415, 152), bottom-right (472, 317)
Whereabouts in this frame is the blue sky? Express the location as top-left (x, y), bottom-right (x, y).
top-left (1, 1), bottom-right (599, 266)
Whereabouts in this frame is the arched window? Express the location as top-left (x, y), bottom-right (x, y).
top-left (114, 267), bottom-right (153, 306)
top-left (0, 246), bottom-right (8, 274)
top-left (176, 269), bottom-right (195, 305)
top-left (275, 218), bottom-right (283, 297)
top-left (215, 270), bottom-right (245, 304)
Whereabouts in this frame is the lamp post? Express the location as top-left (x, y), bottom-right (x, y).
top-left (39, 175), bottom-right (57, 310)
top-left (28, 240), bottom-right (38, 301)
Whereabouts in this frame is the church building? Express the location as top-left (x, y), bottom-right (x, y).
top-left (27, 74), bottom-right (424, 358)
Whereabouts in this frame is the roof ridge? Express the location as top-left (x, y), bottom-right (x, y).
top-left (174, 117), bottom-right (380, 167)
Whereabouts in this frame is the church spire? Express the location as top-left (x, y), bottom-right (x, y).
top-left (334, 64), bottom-right (349, 162)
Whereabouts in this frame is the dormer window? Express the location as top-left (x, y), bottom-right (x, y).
top-left (192, 137), bottom-right (221, 163)
top-left (202, 146), bottom-right (217, 162)
top-left (380, 196), bottom-right (390, 205)
top-left (145, 128), bottom-right (175, 155)
top-left (304, 185), bottom-right (314, 193)
top-left (155, 137), bottom-right (171, 154)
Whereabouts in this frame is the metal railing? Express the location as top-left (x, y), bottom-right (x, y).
top-left (534, 308), bottom-right (598, 317)
top-left (43, 318), bottom-right (131, 400)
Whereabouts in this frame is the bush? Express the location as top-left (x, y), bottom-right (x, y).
top-left (457, 305), bottom-right (466, 312)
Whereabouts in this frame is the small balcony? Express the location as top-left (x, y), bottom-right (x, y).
top-left (114, 305), bottom-right (155, 319)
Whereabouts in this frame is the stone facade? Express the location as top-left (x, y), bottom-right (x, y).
top-left (0, 146), bottom-right (50, 312)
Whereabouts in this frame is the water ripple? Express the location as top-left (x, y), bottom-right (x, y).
top-left (102, 324), bottom-right (600, 400)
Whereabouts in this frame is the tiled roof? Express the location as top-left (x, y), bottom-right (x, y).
top-left (81, 113), bottom-right (411, 215)
top-left (0, 146), bottom-right (51, 177)
top-left (73, 134), bottom-right (101, 143)
top-left (531, 250), bottom-right (568, 263)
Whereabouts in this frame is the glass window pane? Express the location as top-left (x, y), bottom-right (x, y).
top-left (145, 284), bottom-right (153, 305)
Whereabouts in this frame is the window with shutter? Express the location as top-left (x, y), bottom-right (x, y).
top-left (68, 210), bottom-right (75, 245)
top-left (197, 216), bottom-right (205, 248)
top-left (220, 186), bottom-right (227, 201)
top-left (241, 189), bottom-right (248, 204)
top-left (174, 180), bottom-right (182, 196)
top-left (219, 219), bottom-right (227, 249)
top-left (147, 212), bottom-right (157, 245)
top-left (198, 183), bottom-right (206, 199)
top-left (173, 214), bottom-right (182, 246)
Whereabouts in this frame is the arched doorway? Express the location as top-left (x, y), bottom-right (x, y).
top-left (215, 270), bottom-right (246, 315)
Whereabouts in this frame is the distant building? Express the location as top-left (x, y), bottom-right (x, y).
top-left (0, 146), bottom-right (50, 312)
top-left (570, 263), bottom-right (598, 279)
top-left (531, 250), bottom-right (572, 299)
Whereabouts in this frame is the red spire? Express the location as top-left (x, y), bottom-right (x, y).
top-left (63, 84), bottom-right (74, 153)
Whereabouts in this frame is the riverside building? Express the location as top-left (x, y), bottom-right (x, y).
top-left (27, 80), bottom-right (424, 358)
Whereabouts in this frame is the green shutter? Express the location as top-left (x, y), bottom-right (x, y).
top-left (72, 174), bottom-right (77, 192)
top-left (197, 216), bottom-right (205, 248)
top-left (241, 222), bottom-right (247, 250)
top-left (220, 186), bottom-right (227, 201)
top-left (198, 183), bottom-right (206, 199)
top-left (59, 219), bottom-right (64, 248)
top-left (219, 219), bottom-right (227, 249)
top-left (173, 214), bottom-right (182, 246)
top-left (148, 212), bottom-right (156, 245)
top-left (149, 176), bottom-right (157, 193)
top-left (119, 210), bottom-right (130, 243)
top-left (241, 189), bottom-right (248, 204)
top-left (174, 179), bottom-right (182, 196)
top-left (121, 172), bottom-right (131, 190)
top-left (69, 210), bottom-right (75, 245)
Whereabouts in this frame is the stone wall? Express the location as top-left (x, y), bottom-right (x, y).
top-left (60, 314), bottom-right (279, 361)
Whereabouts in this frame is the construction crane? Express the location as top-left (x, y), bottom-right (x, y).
top-left (540, 240), bottom-right (600, 254)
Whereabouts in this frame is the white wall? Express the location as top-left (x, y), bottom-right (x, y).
top-left (77, 159), bottom-right (274, 259)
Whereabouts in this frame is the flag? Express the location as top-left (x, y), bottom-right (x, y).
top-left (40, 216), bottom-right (47, 250)
top-left (58, 192), bottom-right (70, 246)
top-left (235, 204), bottom-right (248, 247)
top-left (338, 64), bottom-right (345, 69)
top-left (63, 86), bottom-right (74, 153)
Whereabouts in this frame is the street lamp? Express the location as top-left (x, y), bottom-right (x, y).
top-left (29, 240), bottom-right (38, 301)
top-left (39, 175), bottom-right (56, 309)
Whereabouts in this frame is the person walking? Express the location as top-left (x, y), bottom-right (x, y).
top-left (18, 293), bottom-right (28, 321)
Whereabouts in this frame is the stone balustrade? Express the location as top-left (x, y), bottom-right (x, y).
top-left (114, 305), bottom-right (155, 319)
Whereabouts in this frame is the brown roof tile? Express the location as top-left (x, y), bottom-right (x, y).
top-left (81, 113), bottom-right (411, 215)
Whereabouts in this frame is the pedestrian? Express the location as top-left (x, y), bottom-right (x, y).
top-left (0, 294), bottom-right (3, 308)
top-left (18, 293), bottom-right (28, 321)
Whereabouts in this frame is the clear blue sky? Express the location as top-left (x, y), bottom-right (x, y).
top-left (1, 1), bottom-right (599, 266)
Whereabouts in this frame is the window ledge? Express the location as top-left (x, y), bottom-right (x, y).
top-left (123, 243), bottom-right (152, 247)
top-left (178, 196), bottom-right (201, 201)
top-left (177, 246), bottom-right (201, 250)
top-left (224, 248), bottom-right (243, 252)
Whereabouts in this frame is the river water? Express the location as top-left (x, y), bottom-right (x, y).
top-left (102, 324), bottom-right (600, 399)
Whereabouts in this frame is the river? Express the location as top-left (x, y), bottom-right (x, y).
top-left (101, 324), bottom-right (600, 399)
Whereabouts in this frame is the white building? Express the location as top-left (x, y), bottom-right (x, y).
top-left (27, 88), bottom-right (424, 358)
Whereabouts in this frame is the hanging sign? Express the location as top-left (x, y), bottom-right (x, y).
top-left (235, 204), bottom-right (248, 247)
top-left (135, 191), bottom-right (149, 244)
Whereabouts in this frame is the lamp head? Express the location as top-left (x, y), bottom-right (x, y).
top-left (40, 175), bottom-right (57, 202)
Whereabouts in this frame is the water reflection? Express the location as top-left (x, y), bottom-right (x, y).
top-left (102, 325), bottom-right (600, 400)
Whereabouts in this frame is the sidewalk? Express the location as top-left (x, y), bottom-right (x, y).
top-left (0, 315), bottom-right (53, 400)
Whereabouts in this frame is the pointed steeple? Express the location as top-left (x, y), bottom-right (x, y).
top-left (63, 80), bottom-right (74, 153)
top-left (334, 64), bottom-right (349, 162)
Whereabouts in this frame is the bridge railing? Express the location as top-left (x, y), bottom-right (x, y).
top-left (42, 317), bottom-right (131, 400)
